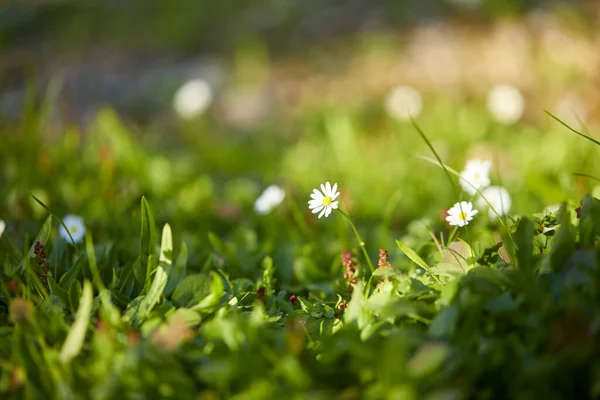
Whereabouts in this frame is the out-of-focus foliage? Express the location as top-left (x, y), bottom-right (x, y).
top-left (1, 1), bottom-right (600, 398)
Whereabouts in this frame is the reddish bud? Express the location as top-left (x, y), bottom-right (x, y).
top-left (6, 280), bottom-right (18, 292)
top-left (257, 286), bottom-right (266, 300)
top-left (576, 207), bottom-right (582, 219)
top-left (289, 295), bottom-right (298, 305)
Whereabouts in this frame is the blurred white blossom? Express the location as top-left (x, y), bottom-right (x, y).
top-left (487, 84), bottom-right (525, 124)
top-left (478, 186), bottom-right (512, 219)
top-left (173, 79), bottom-right (213, 119)
top-left (385, 86), bottom-right (423, 121)
top-left (459, 159), bottom-right (492, 195)
top-left (254, 185), bottom-right (286, 215)
top-left (0, 220), bottom-right (5, 239)
top-left (59, 215), bottom-right (86, 244)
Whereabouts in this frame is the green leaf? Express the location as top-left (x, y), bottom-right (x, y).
top-left (428, 305), bottom-right (459, 339)
top-left (193, 271), bottom-right (225, 311)
top-left (164, 241), bottom-right (187, 296)
top-left (408, 342), bottom-right (451, 377)
top-left (68, 280), bottom-right (82, 313)
top-left (172, 273), bottom-right (212, 308)
top-left (128, 223), bottom-right (173, 326)
top-left (60, 280), bottom-right (93, 364)
top-left (396, 240), bottom-right (437, 279)
top-left (208, 231), bottom-right (226, 255)
top-left (139, 196), bottom-right (158, 283)
top-left (259, 255), bottom-right (275, 296)
top-left (58, 253), bottom-right (86, 290)
top-left (515, 218), bottom-right (534, 272)
top-left (27, 215), bottom-right (52, 259)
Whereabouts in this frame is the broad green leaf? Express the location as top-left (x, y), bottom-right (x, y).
top-left (172, 273), bottom-right (212, 308)
top-left (60, 280), bottom-right (93, 364)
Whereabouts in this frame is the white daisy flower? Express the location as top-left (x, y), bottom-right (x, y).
top-left (254, 185), bottom-right (286, 215)
top-left (0, 220), bottom-right (5, 239)
top-left (459, 159), bottom-right (492, 195)
top-left (173, 79), bottom-right (213, 120)
top-left (59, 214), bottom-right (86, 244)
top-left (478, 186), bottom-right (511, 219)
top-left (486, 84), bottom-right (525, 124)
top-left (308, 182), bottom-right (340, 219)
top-left (446, 201), bottom-right (478, 227)
top-left (384, 85), bottom-right (423, 121)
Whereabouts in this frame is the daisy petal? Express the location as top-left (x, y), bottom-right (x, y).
top-left (330, 201), bottom-right (338, 209)
top-left (325, 207), bottom-right (332, 218)
top-left (312, 205), bottom-right (324, 214)
top-left (318, 207), bottom-right (327, 219)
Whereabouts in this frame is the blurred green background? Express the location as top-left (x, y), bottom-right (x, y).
top-left (0, 0), bottom-right (599, 283)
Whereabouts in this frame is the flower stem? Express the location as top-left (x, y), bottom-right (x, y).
top-left (338, 209), bottom-right (375, 273)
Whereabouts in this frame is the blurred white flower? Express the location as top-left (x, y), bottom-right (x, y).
top-left (59, 215), bottom-right (86, 244)
top-left (0, 220), bottom-right (5, 239)
top-left (173, 79), bottom-right (213, 119)
top-left (385, 86), bottom-right (423, 121)
top-left (478, 186), bottom-right (512, 218)
top-left (459, 159), bottom-right (492, 195)
top-left (487, 84), bottom-right (525, 124)
top-left (446, 201), bottom-right (478, 227)
top-left (308, 182), bottom-right (339, 219)
top-left (254, 185), bottom-right (286, 215)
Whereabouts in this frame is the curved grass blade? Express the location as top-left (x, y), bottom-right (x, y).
top-left (545, 110), bottom-right (600, 147)
top-left (573, 172), bottom-right (600, 182)
top-left (27, 190), bottom-right (76, 247)
top-left (411, 118), bottom-right (460, 199)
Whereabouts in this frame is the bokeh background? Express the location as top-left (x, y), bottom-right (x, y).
top-left (1, 0), bottom-right (599, 280)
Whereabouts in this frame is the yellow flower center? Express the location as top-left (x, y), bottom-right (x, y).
top-left (322, 196), bottom-right (332, 206)
top-left (70, 226), bottom-right (78, 234)
top-left (459, 212), bottom-right (467, 221)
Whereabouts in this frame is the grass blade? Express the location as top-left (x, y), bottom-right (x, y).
top-left (411, 118), bottom-right (460, 199)
top-left (60, 280), bottom-right (93, 364)
top-left (27, 190), bottom-right (76, 247)
top-left (545, 110), bottom-right (600, 147)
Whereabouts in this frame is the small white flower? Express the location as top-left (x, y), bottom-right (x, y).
top-left (446, 201), bottom-right (478, 227)
top-left (459, 159), bottom-right (492, 195)
top-left (0, 220), bottom-right (5, 239)
top-left (254, 185), bottom-right (286, 215)
top-left (173, 79), bottom-right (213, 119)
top-left (478, 186), bottom-right (512, 219)
top-left (308, 182), bottom-right (340, 219)
top-left (59, 215), bottom-right (86, 244)
top-left (385, 85), bottom-right (423, 121)
top-left (487, 84), bottom-right (525, 124)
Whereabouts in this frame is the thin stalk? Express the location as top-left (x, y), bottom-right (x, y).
top-left (338, 209), bottom-right (375, 273)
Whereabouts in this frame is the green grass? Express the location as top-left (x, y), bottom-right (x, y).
top-left (1, 89), bottom-right (600, 399)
